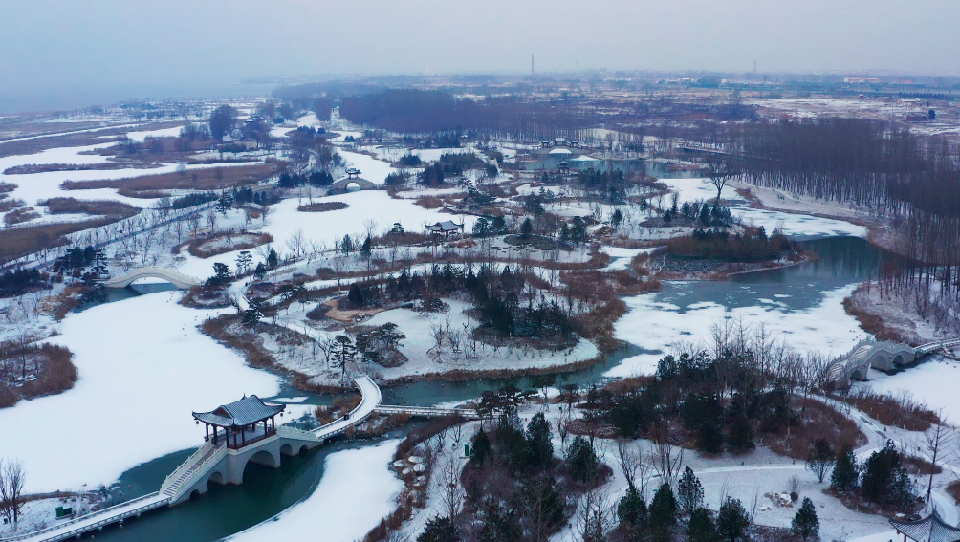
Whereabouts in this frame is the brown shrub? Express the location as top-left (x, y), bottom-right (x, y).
top-left (39, 197), bottom-right (140, 218)
top-left (0, 217), bottom-right (120, 265)
top-left (3, 206), bottom-right (39, 226)
top-left (414, 196), bottom-right (444, 209)
top-left (60, 162), bottom-right (278, 194)
top-left (844, 388), bottom-right (939, 431)
top-left (948, 480), bottom-right (960, 504)
top-left (766, 398), bottom-right (865, 460)
top-left (0, 342), bottom-right (77, 408)
top-left (842, 286), bottom-right (913, 344)
top-left (297, 202), bottom-right (348, 212)
top-left (903, 455), bottom-right (942, 476)
top-left (200, 315), bottom-right (274, 369)
top-left (184, 231), bottom-right (273, 258)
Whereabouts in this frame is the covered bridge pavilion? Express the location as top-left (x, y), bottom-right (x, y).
top-left (193, 395), bottom-right (285, 449)
top-left (890, 509), bottom-right (960, 542)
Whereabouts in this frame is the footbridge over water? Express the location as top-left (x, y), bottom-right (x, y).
top-left (5, 376), bottom-right (381, 542)
top-left (826, 337), bottom-right (960, 386)
top-left (101, 267), bottom-right (201, 290)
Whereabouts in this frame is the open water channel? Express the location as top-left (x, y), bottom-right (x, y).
top-left (82, 232), bottom-right (898, 542)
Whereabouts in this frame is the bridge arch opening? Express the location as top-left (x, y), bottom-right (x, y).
top-left (249, 449), bottom-right (278, 468)
top-left (280, 443), bottom-right (293, 456)
top-left (208, 471), bottom-right (225, 486)
top-left (850, 368), bottom-right (866, 381)
top-left (189, 489), bottom-right (202, 501)
top-left (299, 445), bottom-right (309, 457)
top-left (893, 354), bottom-right (905, 366)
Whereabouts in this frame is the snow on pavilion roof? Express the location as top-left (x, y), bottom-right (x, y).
top-left (192, 395), bottom-right (285, 427)
top-left (890, 509), bottom-right (960, 542)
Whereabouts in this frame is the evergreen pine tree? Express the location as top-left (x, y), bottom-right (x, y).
top-left (648, 484), bottom-right (677, 542)
top-left (566, 436), bottom-right (599, 484)
top-left (830, 446), bottom-right (859, 494)
top-left (526, 412), bottom-right (554, 469)
top-left (418, 515), bottom-right (460, 542)
top-left (716, 497), bottom-right (751, 542)
top-left (469, 428), bottom-right (491, 467)
top-left (677, 466), bottom-right (705, 516)
top-left (688, 508), bottom-right (717, 542)
top-left (617, 485), bottom-right (647, 531)
top-left (791, 497), bottom-right (819, 541)
top-left (727, 415), bottom-right (754, 453)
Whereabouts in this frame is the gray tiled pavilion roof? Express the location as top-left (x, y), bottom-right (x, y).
top-left (192, 395), bottom-right (285, 427)
top-left (890, 509), bottom-right (960, 542)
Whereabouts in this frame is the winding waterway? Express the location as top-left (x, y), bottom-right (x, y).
top-left (77, 234), bottom-right (898, 542)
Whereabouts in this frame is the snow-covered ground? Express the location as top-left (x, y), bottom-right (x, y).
top-left (226, 439), bottom-right (402, 542)
top-left (0, 291), bottom-right (279, 493)
top-left (661, 178), bottom-right (868, 238)
top-left (0, 133), bottom-right (249, 206)
top-left (338, 150), bottom-right (397, 184)
top-left (608, 283), bottom-right (868, 377)
top-left (362, 298), bottom-right (600, 382)
top-left (862, 358), bottom-right (960, 423)
top-left (176, 190), bottom-right (475, 278)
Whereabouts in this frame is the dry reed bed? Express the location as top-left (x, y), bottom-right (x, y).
top-left (60, 162), bottom-right (278, 197)
top-left (0, 342), bottom-right (77, 408)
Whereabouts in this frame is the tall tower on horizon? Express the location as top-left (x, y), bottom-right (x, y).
top-left (532, 55), bottom-right (536, 79)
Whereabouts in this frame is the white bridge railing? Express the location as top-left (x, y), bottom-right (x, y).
top-left (0, 492), bottom-right (170, 542)
top-left (375, 405), bottom-right (482, 420)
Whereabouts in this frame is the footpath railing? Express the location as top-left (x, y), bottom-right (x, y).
top-left (162, 444), bottom-right (227, 502)
top-left (0, 492), bottom-right (170, 542)
top-left (375, 404), bottom-right (482, 420)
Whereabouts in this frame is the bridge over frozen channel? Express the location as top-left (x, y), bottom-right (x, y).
top-left (101, 267), bottom-right (201, 290)
top-left (826, 337), bottom-right (960, 386)
top-left (3, 377), bottom-right (381, 542)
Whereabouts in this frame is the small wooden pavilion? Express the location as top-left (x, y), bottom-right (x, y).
top-left (193, 395), bottom-right (285, 449)
top-left (890, 509), bottom-right (960, 542)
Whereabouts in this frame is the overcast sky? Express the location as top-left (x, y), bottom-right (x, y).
top-left (1, 0), bottom-right (957, 113)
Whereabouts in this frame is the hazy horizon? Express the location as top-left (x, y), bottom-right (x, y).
top-left (2, 0), bottom-right (958, 113)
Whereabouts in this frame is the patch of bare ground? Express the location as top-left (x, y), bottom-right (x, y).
top-left (3, 206), bottom-right (40, 226)
top-left (297, 201), bottom-right (348, 212)
top-left (180, 231), bottom-right (273, 258)
top-left (59, 162), bottom-right (279, 197)
top-left (841, 388), bottom-right (939, 431)
top-left (39, 197), bottom-right (140, 218)
top-left (200, 314), bottom-right (349, 394)
top-left (0, 217), bottom-right (120, 265)
top-left (0, 341), bottom-right (77, 408)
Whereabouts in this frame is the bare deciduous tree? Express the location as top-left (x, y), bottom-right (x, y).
top-left (0, 458), bottom-right (26, 528)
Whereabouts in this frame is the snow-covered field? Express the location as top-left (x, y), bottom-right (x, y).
top-left (226, 440), bottom-right (402, 542)
top-left (608, 283), bottom-right (868, 377)
top-left (338, 150), bottom-right (397, 185)
top-left (0, 292), bottom-right (279, 492)
top-left (176, 190), bottom-right (475, 278)
top-left (662, 178), bottom-right (868, 238)
top-left (363, 298), bottom-right (600, 381)
top-left (862, 358), bottom-right (960, 422)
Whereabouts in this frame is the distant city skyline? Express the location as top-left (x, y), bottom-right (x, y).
top-left (1, 0), bottom-right (957, 112)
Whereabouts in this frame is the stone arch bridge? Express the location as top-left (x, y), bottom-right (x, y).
top-left (101, 267), bottom-right (201, 290)
top-left (826, 337), bottom-right (960, 386)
